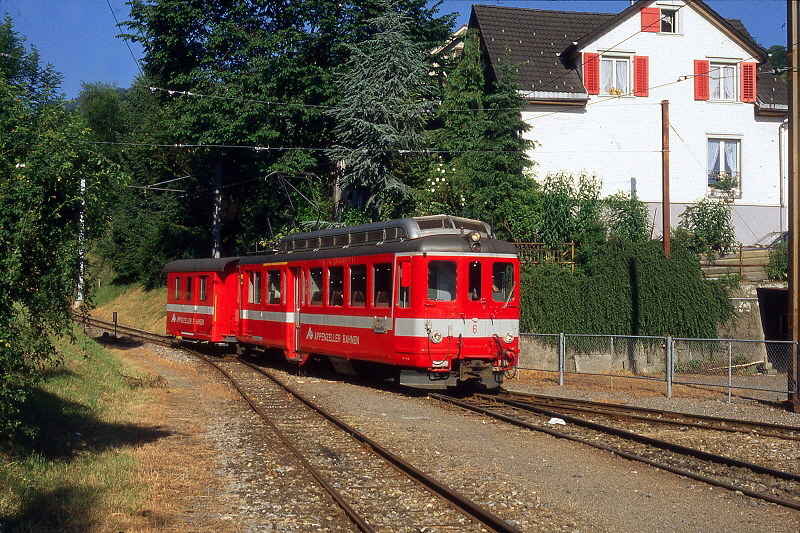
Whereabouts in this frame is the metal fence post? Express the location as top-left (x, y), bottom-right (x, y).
top-left (727, 340), bottom-right (733, 403)
top-left (558, 332), bottom-right (565, 387)
top-left (665, 336), bottom-right (673, 398)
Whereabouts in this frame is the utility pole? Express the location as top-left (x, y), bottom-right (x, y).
top-left (213, 160), bottom-right (222, 259)
top-left (662, 100), bottom-right (671, 259)
top-left (787, 0), bottom-right (799, 412)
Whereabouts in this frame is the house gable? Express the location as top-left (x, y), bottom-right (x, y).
top-left (468, 1), bottom-right (786, 111)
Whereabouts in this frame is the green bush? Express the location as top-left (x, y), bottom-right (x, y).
top-left (766, 241), bottom-right (788, 281)
top-left (520, 239), bottom-right (735, 338)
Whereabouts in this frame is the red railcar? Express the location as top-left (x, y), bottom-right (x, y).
top-left (163, 257), bottom-right (240, 343)
top-left (236, 215), bottom-right (519, 389)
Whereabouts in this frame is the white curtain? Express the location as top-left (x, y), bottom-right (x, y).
top-left (723, 66), bottom-right (735, 100)
top-left (707, 140), bottom-right (721, 179)
top-left (601, 59), bottom-right (613, 93)
top-left (709, 67), bottom-right (721, 99)
top-left (724, 141), bottom-right (738, 175)
top-left (616, 60), bottom-right (628, 93)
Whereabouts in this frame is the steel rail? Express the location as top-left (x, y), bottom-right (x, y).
top-left (431, 393), bottom-right (800, 511)
top-left (196, 356), bottom-right (377, 533)
top-left (496, 391), bottom-right (800, 440)
top-left (79, 315), bottom-right (523, 533)
top-left (237, 359), bottom-right (524, 533)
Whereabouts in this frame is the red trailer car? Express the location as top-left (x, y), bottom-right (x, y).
top-left (163, 257), bottom-right (240, 343)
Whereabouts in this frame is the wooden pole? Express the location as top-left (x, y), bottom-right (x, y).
top-left (662, 100), bottom-right (671, 260)
top-left (788, 0), bottom-right (799, 411)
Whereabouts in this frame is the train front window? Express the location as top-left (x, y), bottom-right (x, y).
top-left (468, 262), bottom-right (482, 300)
top-left (185, 276), bottom-right (193, 300)
top-left (309, 268), bottom-right (323, 306)
top-left (428, 261), bottom-right (456, 301)
top-left (267, 270), bottom-right (282, 304)
top-left (328, 266), bottom-right (344, 306)
top-left (373, 263), bottom-right (392, 307)
top-left (350, 265), bottom-right (366, 307)
top-left (173, 277), bottom-right (181, 300)
top-left (492, 262), bottom-right (515, 302)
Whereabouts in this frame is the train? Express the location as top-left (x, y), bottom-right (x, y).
top-left (163, 215), bottom-right (520, 389)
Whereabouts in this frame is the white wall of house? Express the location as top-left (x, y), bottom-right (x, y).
top-left (521, 0), bottom-right (787, 245)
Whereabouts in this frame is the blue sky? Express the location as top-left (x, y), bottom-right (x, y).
top-left (0, 0), bottom-right (787, 100)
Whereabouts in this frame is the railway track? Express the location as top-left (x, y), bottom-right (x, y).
top-left (430, 393), bottom-right (800, 511)
top-left (78, 313), bottom-right (522, 533)
top-left (496, 391), bottom-right (800, 440)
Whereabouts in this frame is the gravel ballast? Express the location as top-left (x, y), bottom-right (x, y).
top-left (120, 344), bottom-right (800, 533)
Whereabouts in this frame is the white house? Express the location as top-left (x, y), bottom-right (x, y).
top-left (469, 0), bottom-right (788, 244)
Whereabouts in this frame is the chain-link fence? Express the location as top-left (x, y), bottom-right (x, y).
top-left (519, 333), bottom-right (797, 402)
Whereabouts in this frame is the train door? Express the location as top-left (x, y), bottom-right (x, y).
top-left (289, 267), bottom-right (302, 360)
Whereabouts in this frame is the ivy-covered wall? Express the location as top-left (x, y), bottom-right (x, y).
top-left (520, 239), bottom-right (735, 339)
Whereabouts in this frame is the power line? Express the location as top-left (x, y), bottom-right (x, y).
top-left (106, 0), bottom-right (142, 77)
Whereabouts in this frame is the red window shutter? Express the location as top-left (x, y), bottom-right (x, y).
top-left (694, 60), bottom-right (709, 101)
top-left (641, 8), bottom-right (660, 32)
top-left (740, 62), bottom-right (756, 103)
top-left (634, 56), bottom-right (649, 97)
top-left (583, 52), bottom-right (600, 95)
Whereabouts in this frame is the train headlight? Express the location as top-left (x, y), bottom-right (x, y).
top-left (429, 330), bottom-right (443, 344)
top-left (469, 231), bottom-right (482, 252)
top-left (503, 332), bottom-right (514, 344)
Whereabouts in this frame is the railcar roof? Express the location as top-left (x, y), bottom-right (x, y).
top-left (238, 234), bottom-right (518, 265)
top-left (163, 257), bottom-right (240, 273)
top-left (277, 215), bottom-right (493, 254)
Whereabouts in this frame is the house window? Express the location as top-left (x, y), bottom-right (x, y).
top-left (641, 7), bottom-right (679, 33)
top-left (709, 63), bottom-right (736, 101)
top-left (707, 138), bottom-right (740, 197)
top-left (660, 9), bottom-right (678, 33)
top-left (601, 56), bottom-right (629, 96)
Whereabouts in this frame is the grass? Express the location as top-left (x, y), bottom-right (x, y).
top-left (87, 284), bottom-right (167, 335)
top-left (0, 326), bottom-right (164, 533)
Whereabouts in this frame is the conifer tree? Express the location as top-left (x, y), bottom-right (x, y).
top-left (427, 30), bottom-right (536, 240)
top-left (326, 3), bottom-right (435, 219)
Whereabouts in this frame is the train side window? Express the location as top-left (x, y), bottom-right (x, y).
top-left (248, 271), bottom-right (262, 304)
top-left (309, 268), bottom-right (323, 306)
top-left (185, 276), bottom-right (193, 300)
top-left (397, 261), bottom-right (410, 308)
top-left (428, 261), bottom-right (456, 301)
top-left (492, 262), bottom-right (515, 302)
top-left (267, 270), bottom-right (282, 304)
top-left (350, 265), bottom-right (366, 307)
top-left (328, 266), bottom-right (344, 306)
top-left (199, 276), bottom-right (208, 301)
top-left (173, 277), bottom-right (181, 301)
top-left (373, 263), bottom-right (392, 307)
top-left (468, 262), bottom-right (482, 300)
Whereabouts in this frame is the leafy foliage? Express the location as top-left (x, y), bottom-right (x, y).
top-left (0, 19), bottom-right (125, 432)
top-left (674, 197), bottom-right (736, 257)
top-left (602, 191), bottom-right (651, 242)
top-left (120, 0), bottom-right (454, 258)
top-left (520, 240), bottom-right (734, 338)
top-left (422, 30), bottom-right (536, 240)
top-left (327, 3), bottom-right (434, 218)
top-left (766, 241), bottom-right (788, 281)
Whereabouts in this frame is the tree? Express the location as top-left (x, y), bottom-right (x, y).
top-left (426, 30), bottom-right (536, 240)
top-left (326, 3), bottom-right (435, 218)
top-left (122, 0), bottom-right (454, 255)
top-left (603, 191), bottom-right (651, 242)
top-left (0, 20), bottom-right (124, 432)
top-left (674, 197), bottom-right (737, 258)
